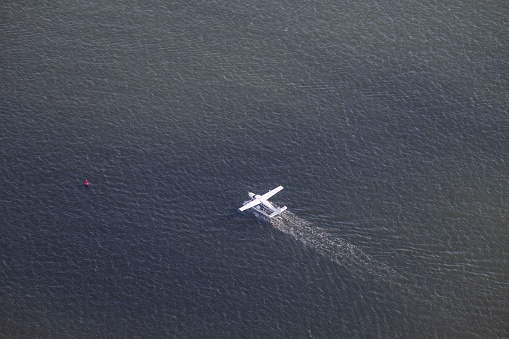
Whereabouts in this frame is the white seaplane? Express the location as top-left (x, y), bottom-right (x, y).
top-left (239, 186), bottom-right (287, 219)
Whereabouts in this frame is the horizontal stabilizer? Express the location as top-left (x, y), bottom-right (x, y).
top-left (269, 206), bottom-right (287, 218)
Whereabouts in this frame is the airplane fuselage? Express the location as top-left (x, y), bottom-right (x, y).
top-left (248, 192), bottom-right (275, 209)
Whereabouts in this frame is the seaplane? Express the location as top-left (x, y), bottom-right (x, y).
top-left (239, 186), bottom-right (287, 219)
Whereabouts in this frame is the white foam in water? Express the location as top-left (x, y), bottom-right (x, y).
top-left (270, 211), bottom-right (399, 282)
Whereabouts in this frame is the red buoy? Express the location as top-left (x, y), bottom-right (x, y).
top-left (84, 179), bottom-right (89, 187)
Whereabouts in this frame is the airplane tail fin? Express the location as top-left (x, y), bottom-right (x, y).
top-left (269, 206), bottom-right (287, 218)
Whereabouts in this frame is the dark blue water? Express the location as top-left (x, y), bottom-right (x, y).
top-left (2, 0), bottom-right (508, 337)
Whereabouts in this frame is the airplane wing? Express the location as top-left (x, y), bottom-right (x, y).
top-left (239, 199), bottom-right (261, 211)
top-left (260, 186), bottom-right (284, 200)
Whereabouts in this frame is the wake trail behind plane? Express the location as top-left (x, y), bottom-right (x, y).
top-left (270, 211), bottom-right (401, 283)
